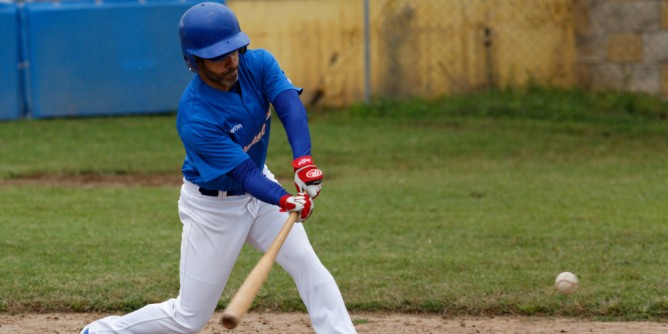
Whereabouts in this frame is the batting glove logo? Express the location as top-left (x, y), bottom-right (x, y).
top-left (306, 169), bottom-right (322, 178)
top-left (295, 157), bottom-right (312, 167)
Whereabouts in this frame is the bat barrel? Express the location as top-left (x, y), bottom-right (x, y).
top-left (218, 212), bottom-right (299, 329)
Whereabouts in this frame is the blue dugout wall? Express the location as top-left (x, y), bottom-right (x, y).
top-left (2, 0), bottom-right (211, 120)
top-left (0, 3), bottom-right (21, 120)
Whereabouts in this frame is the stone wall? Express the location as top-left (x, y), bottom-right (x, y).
top-left (576, 0), bottom-right (668, 96)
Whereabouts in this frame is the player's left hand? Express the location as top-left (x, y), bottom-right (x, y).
top-left (293, 156), bottom-right (323, 198)
top-left (279, 193), bottom-right (314, 222)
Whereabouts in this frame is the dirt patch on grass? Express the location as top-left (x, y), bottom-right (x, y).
top-left (0, 312), bottom-right (666, 334)
top-left (0, 172), bottom-right (183, 188)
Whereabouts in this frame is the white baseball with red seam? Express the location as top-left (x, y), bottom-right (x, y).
top-left (555, 272), bottom-right (578, 294)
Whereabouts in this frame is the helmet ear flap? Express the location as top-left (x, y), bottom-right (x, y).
top-left (184, 55), bottom-right (199, 72)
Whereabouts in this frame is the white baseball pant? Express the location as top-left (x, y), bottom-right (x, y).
top-left (82, 167), bottom-right (356, 334)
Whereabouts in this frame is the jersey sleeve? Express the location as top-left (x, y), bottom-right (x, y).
top-left (248, 49), bottom-right (312, 159)
top-left (178, 120), bottom-right (249, 184)
top-left (272, 89), bottom-right (311, 158)
top-left (256, 49), bottom-right (303, 102)
top-left (229, 158), bottom-right (289, 205)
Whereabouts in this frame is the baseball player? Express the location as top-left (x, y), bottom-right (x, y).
top-left (80, 2), bottom-right (357, 333)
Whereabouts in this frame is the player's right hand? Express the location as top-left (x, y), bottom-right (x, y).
top-left (279, 193), bottom-right (314, 222)
top-left (293, 156), bottom-right (323, 199)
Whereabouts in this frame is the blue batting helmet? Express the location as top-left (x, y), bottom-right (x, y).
top-left (178, 2), bottom-right (250, 72)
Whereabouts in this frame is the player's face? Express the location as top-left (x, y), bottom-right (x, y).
top-left (200, 50), bottom-right (240, 91)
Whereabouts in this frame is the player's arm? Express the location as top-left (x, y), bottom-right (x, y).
top-left (229, 158), bottom-right (313, 222)
top-left (272, 89), bottom-right (324, 198)
top-left (180, 121), bottom-right (314, 221)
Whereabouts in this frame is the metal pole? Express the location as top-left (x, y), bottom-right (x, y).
top-left (363, 0), bottom-right (370, 103)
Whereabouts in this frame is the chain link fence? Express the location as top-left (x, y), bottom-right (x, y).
top-left (234, 0), bottom-right (668, 107)
top-left (366, 0), bottom-right (668, 102)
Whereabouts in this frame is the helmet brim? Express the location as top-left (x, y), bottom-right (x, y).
top-left (191, 32), bottom-right (250, 59)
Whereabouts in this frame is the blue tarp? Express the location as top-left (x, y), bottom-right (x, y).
top-left (22, 1), bottom-right (200, 118)
top-left (0, 3), bottom-right (21, 120)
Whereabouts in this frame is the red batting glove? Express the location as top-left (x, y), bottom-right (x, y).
top-left (293, 156), bottom-right (323, 199)
top-left (279, 193), bottom-right (314, 222)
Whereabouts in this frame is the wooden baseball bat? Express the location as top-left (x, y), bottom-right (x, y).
top-left (221, 211), bottom-right (299, 329)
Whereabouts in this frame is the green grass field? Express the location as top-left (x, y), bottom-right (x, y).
top-left (1, 87), bottom-right (667, 320)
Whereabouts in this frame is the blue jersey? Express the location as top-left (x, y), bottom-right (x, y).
top-left (176, 49), bottom-right (300, 191)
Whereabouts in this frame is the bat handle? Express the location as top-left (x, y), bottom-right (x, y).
top-left (221, 313), bottom-right (239, 330)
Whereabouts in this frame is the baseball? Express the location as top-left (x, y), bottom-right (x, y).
top-left (555, 272), bottom-right (578, 294)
